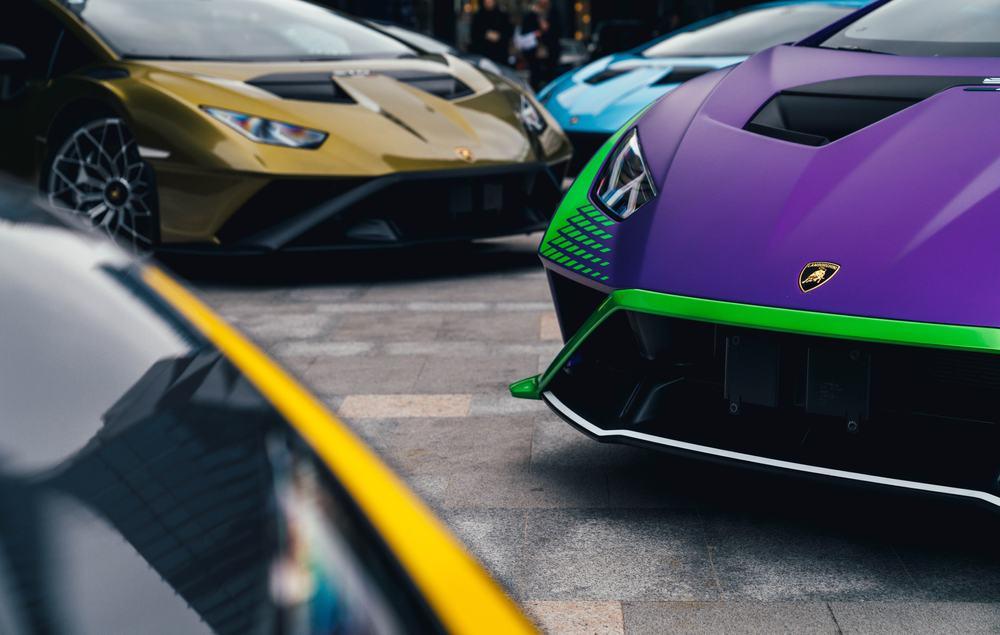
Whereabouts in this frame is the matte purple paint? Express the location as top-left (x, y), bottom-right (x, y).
top-left (603, 45), bottom-right (1000, 328)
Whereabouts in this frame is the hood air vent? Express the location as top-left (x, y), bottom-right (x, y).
top-left (585, 67), bottom-right (631, 85)
top-left (247, 72), bottom-right (354, 103)
top-left (247, 69), bottom-right (474, 103)
top-left (652, 66), bottom-right (712, 86)
top-left (745, 75), bottom-right (985, 147)
top-left (379, 69), bottom-right (474, 100)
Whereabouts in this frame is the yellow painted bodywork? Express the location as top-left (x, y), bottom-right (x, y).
top-left (143, 266), bottom-right (536, 634)
top-left (23, 1), bottom-right (571, 243)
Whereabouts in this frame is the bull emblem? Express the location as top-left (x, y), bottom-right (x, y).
top-left (799, 262), bottom-right (841, 293)
top-left (803, 268), bottom-right (827, 285)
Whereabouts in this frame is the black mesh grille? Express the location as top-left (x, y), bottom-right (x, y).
top-left (547, 291), bottom-right (1000, 495)
top-left (216, 179), bottom-right (363, 244)
top-left (216, 164), bottom-right (565, 249)
top-left (288, 167), bottom-right (560, 248)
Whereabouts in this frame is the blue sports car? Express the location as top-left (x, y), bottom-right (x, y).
top-left (540, 0), bottom-right (872, 174)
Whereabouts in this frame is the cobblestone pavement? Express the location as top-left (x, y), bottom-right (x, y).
top-left (168, 236), bottom-right (1000, 634)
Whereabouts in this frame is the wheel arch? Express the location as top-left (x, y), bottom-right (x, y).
top-left (39, 91), bottom-right (132, 183)
top-left (46, 98), bottom-right (127, 139)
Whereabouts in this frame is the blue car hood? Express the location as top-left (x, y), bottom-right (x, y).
top-left (540, 52), bottom-right (744, 134)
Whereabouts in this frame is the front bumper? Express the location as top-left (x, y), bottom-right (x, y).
top-left (513, 279), bottom-right (1000, 509)
top-left (158, 161), bottom-right (568, 253)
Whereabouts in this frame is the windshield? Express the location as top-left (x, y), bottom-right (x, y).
top-left (377, 23), bottom-right (456, 55)
top-left (820, 0), bottom-right (1000, 56)
top-left (74, 0), bottom-right (416, 61)
top-left (642, 5), bottom-right (855, 57)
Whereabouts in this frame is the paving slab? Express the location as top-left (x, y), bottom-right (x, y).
top-left (330, 312), bottom-right (446, 341)
top-left (340, 394), bottom-right (472, 418)
top-left (526, 600), bottom-right (624, 635)
top-left (343, 415), bottom-right (535, 477)
top-left (520, 509), bottom-right (719, 601)
top-left (622, 601), bottom-right (837, 634)
top-left (439, 465), bottom-right (610, 510)
top-left (703, 513), bottom-right (920, 602)
top-left (829, 601), bottom-right (1000, 634)
top-left (443, 508), bottom-right (528, 597)
top-left (302, 356), bottom-right (427, 394)
top-left (414, 355), bottom-right (540, 393)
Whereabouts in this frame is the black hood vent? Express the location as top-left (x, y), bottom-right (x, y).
top-left (585, 67), bottom-right (631, 85)
top-left (247, 69), bottom-right (473, 102)
top-left (653, 66), bottom-right (712, 86)
top-left (745, 75), bottom-right (985, 147)
top-left (247, 72), bottom-right (354, 103)
top-left (379, 69), bottom-right (474, 100)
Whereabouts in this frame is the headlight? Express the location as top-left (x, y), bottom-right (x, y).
top-left (592, 128), bottom-right (657, 220)
top-left (518, 95), bottom-right (547, 135)
top-left (202, 107), bottom-right (327, 149)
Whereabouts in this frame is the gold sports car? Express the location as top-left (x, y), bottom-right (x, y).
top-left (0, 0), bottom-right (571, 251)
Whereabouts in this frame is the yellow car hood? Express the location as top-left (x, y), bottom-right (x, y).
top-left (121, 54), bottom-right (566, 176)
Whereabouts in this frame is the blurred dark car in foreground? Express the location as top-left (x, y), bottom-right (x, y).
top-left (0, 185), bottom-right (533, 634)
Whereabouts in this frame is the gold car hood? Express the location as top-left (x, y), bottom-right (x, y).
top-left (123, 54), bottom-right (562, 176)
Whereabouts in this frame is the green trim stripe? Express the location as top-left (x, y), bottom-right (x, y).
top-left (510, 289), bottom-right (1000, 400)
top-left (537, 119), bottom-right (635, 284)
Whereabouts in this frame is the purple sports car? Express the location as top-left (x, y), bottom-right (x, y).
top-left (512, 0), bottom-right (1000, 508)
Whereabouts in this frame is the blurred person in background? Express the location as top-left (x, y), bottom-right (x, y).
top-left (470, 0), bottom-right (513, 67)
top-left (519, 0), bottom-right (563, 89)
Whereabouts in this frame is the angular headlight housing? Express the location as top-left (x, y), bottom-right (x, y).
top-left (518, 94), bottom-right (547, 135)
top-left (202, 107), bottom-right (327, 149)
top-left (591, 128), bottom-right (657, 220)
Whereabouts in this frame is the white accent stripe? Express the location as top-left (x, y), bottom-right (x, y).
top-left (138, 146), bottom-right (170, 159)
top-left (543, 390), bottom-right (1000, 508)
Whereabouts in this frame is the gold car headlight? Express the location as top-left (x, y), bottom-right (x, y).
top-left (202, 107), bottom-right (327, 149)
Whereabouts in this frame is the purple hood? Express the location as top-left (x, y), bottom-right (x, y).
top-left (619, 45), bottom-right (1000, 328)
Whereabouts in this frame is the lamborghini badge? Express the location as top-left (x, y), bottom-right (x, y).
top-left (799, 262), bottom-right (841, 293)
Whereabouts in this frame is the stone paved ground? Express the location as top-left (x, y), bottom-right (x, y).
top-left (166, 236), bottom-right (1000, 634)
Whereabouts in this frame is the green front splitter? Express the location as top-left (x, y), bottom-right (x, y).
top-left (510, 289), bottom-right (1000, 400)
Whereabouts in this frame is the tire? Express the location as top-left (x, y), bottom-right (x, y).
top-left (44, 116), bottom-right (160, 250)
